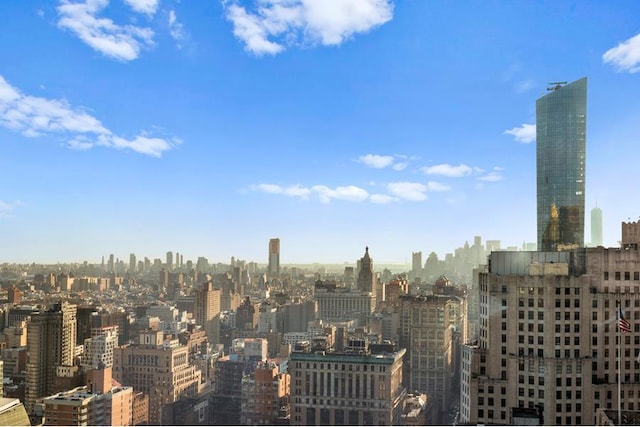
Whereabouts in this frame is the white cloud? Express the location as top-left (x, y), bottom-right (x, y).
top-left (370, 194), bottom-right (396, 204)
top-left (168, 9), bottom-right (186, 45)
top-left (504, 123), bottom-right (536, 143)
top-left (0, 200), bottom-right (22, 219)
top-left (0, 75), bottom-right (177, 157)
top-left (477, 171), bottom-right (503, 182)
top-left (312, 185), bottom-right (369, 203)
top-left (426, 181), bottom-right (451, 192)
top-left (252, 183), bottom-right (311, 199)
top-left (421, 163), bottom-right (473, 178)
top-left (386, 182), bottom-right (427, 201)
top-left (223, 0), bottom-right (394, 55)
top-left (358, 154), bottom-right (394, 169)
top-left (57, 0), bottom-right (154, 61)
top-left (124, 0), bottom-right (159, 15)
top-left (391, 162), bottom-right (407, 171)
top-left (603, 33), bottom-right (640, 73)
top-left (252, 183), bottom-right (369, 203)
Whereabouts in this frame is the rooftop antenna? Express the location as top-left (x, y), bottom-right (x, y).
top-left (547, 81), bottom-right (568, 91)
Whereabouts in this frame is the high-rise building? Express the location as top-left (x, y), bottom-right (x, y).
top-left (289, 340), bottom-right (407, 425)
top-left (194, 282), bottom-right (222, 345)
top-left (399, 294), bottom-right (463, 423)
top-left (166, 251), bottom-right (173, 270)
top-left (357, 247), bottom-right (375, 293)
top-left (129, 253), bottom-right (136, 273)
top-left (113, 330), bottom-right (202, 425)
top-left (25, 302), bottom-right (77, 415)
top-left (268, 238), bottom-right (280, 277)
top-left (536, 77), bottom-right (587, 251)
top-left (591, 205), bottom-right (603, 247)
top-left (460, 222), bottom-right (640, 425)
top-left (411, 251), bottom-right (423, 281)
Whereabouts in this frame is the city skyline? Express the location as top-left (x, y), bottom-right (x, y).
top-left (1, 1), bottom-right (640, 265)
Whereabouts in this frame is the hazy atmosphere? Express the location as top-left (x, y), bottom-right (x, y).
top-left (1, 0), bottom-right (640, 264)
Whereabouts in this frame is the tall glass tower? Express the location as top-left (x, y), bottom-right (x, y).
top-left (536, 77), bottom-right (587, 251)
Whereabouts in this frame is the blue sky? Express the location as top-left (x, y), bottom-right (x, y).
top-left (1, 0), bottom-right (640, 265)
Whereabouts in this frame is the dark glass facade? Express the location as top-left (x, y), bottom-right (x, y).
top-left (536, 77), bottom-right (587, 251)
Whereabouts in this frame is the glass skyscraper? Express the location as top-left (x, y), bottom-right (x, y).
top-left (536, 77), bottom-right (587, 251)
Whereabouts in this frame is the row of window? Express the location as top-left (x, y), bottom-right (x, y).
top-left (604, 271), bottom-right (640, 281)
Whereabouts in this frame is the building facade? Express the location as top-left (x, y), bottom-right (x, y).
top-left (289, 342), bottom-right (406, 426)
top-left (461, 225), bottom-right (640, 425)
top-left (536, 77), bottom-right (587, 251)
top-left (269, 238), bottom-right (280, 277)
top-left (25, 302), bottom-right (77, 415)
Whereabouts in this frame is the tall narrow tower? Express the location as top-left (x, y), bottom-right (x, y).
top-left (357, 247), bottom-right (375, 293)
top-left (268, 238), bottom-right (280, 277)
top-left (591, 205), bottom-right (603, 246)
top-left (536, 77), bottom-right (587, 251)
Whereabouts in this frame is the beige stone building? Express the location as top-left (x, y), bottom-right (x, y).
top-left (113, 330), bottom-right (202, 425)
top-left (289, 340), bottom-right (406, 425)
top-left (461, 221), bottom-right (640, 425)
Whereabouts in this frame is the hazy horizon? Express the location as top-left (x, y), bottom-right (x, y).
top-left (2, 1), bottom-right (640, 265)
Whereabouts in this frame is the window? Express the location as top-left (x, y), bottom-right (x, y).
top-left (625, 272), bottom-right (631, 280)
top-left (616, 272), bottom-right (621, 280)
top-left (604, 271), bottom-right (609, 280)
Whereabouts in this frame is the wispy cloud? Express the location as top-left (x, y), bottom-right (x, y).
top-left (386, 182), bottom-right (427, 201)
top-left (57, 0), bottom-right (155, 61)
top-left (421, 163), bottom-right (475, 178)
top-left (123, 0), bottom-right (159, 16)
top-left (477, 171), bottom-right (503, 182)
top-left (0, 75), bottom-right (178, 157)
top-left (504, 123), bottom-right (535, 143)
top-left (252, 178), bottom-right (449, 204)
top-left (358, 153), bottom-right (413, 171)
top-left (370, 194), bottom-right (397, 204)
top-left (312, 185), bottom-right (369, 203)
top-left (426, 181), bottom-right (451, 192)
top-left (603, 33), bottom-right (640, 74)
top-left (222, 0), bottom-right (394, 56)
top-left (252, 183), bottom-right (312, 199)
top-left (358, 154), bottom-right (394, 169)
top-left (0, 200), bottom-right (22, 219)
top-left (168, 9), bottom-right (187, 47)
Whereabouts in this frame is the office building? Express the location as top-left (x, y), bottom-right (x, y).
top-left (25, 302), bottom-right (77, 415)
top-left (357, 247), bottom-right (375, 293)
top-left (461, 221), bottom-right (640, 425)
top-left (194, 281), bottom-right (222, 346)
top-left (411, 251), bottom-right (423, 281)
top-left (314, 281), bottom-right (375, 326)
top-left (269, 238), bottom-right (280, 277)
top-left (289, 339), bottom-right (407, 425)
top-left (129, 253), bottom-right (136, 273)
top-left (112, 330), bottom-right (202, 425)
top-left (536, 77), bottom-right (587, 251)
top-left (591, 205), bottom-right (603, 247)
top-left (399, 294), bottom-right (463, 422)
top-left (166, 251), bottom-right (173, 270)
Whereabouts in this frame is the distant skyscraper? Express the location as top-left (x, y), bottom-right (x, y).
top-left (591, 205), bottom-right (603, 246)
top-left (129, 253), bottom-right (136, 273)
top-left (268, 238), bottom-right (280, 277)
top-left (411, 251), bottom-right (422, 280)
top-left (166, 251), bottom-right (173, 270)
top-left (536, 77), bottom-right (587, 251)
top-left (357, 247), bottom-right (375, 293)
